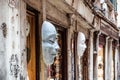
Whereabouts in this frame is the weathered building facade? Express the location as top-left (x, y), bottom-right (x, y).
top-left (0, 0), bottom-right (119, 80)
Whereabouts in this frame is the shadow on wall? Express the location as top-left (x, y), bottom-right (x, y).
top-left (0, 70), bottom-right (6, 80)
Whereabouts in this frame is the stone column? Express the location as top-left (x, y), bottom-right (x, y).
top-left (108, 39), bottom-right (113, 80)
top-left (88, 30), bottom-right (94, 80)
top-left (67, 13), bottom-right (76, 80)
top-left (117, 48), bottom-right (120, 79)
top-left (115, 43), bottom-right (118, 80)
top-left (67, 25), bottom-right (74, 80)
top-left (0, 1), bottom-right (6, 78)
top-left (19, 0), bottom-right (28, 80)
top-left (93, 31), bottom-right (101, 80)
top-left (40, 0), bottom-right (47, 79)
top-left (104, 37), bottom-right (109, 80)
top-left (42, 0), bottom-right (46, 21)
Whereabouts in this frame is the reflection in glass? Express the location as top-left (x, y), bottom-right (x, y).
top-left (98, 45), bottom-right (104, 80)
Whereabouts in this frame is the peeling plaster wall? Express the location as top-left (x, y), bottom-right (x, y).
top-left (0, 0), bottom-right (27, 80)
top-left (0, 0), bottom-right (8, 80)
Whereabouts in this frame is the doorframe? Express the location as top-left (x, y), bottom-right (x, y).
top-left (27, 5), bottom-right (40, 80)
top-left (55, 24), bottom-right (68, 80)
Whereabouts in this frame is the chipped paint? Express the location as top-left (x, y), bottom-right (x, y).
top-left (9, 54), bottom-right (20, 78)
top-left (1, 23), bottom-right (7, 38)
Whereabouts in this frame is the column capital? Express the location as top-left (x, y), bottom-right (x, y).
top-left (94, 31), bottom-right (101, 36)
top-left (106, 36), bottom-right (110, 40)
top-left (90, 29), bottom-right (95, 33)
top-left (108, 38), bottom-right (113, 42)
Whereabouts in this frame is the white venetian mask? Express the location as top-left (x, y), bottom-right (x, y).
top-left (42, 21), bottom-right (60, 65)
top-left (77, 32), bottom-right (87, 57)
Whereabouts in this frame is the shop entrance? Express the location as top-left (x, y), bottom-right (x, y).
top-left (51, 26), bottom-right (67, 80)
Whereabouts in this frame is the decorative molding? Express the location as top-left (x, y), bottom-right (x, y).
top-left (8, 0), bottom-right (18, 9)
top-left (100, 23), bottom-right (119, 40)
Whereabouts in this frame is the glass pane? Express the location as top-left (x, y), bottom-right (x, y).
top-left (98, 45), bottom-right (104, 80)
top-left (111, 49), bottom-right (115, 80)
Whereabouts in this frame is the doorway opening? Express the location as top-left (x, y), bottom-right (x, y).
top-left (51, 26), bottom-right (67, 80)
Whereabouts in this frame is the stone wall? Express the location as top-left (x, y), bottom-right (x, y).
top-left (0, 0), bottom-right (27, 80)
